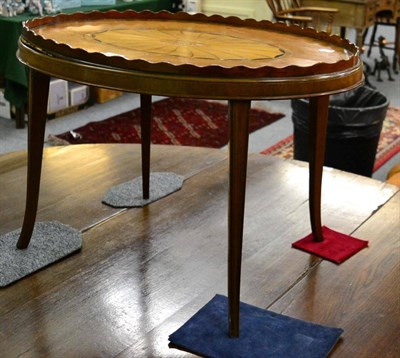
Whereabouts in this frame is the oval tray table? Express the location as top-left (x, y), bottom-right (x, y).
top-left (16, 10), bottom-right (363, 338)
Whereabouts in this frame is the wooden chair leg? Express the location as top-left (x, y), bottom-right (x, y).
top-left (393, 19), bottom-right (399, 73)
top-left (340, 26), bottom-right (346, 39)
top-left (17, 69), bottom-right (50, 249)
top-left (308, 96), bottom-right (329, 243)
top-left (362, 27), bottom-right (369, 48)
top-left (367, 23), bottom-right (378, 57)
top-left (227, 99), bottom-right (251, 338)
top-left (140, 94), bottom-right (152, 200)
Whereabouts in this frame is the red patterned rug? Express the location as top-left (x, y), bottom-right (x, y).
top-left (52, 97), bottom-right (284, 148)
top-left (261, 107), bottom-right (400, 173)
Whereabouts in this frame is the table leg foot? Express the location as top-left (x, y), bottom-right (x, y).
top-left (140, 94), bottom-right (152, 200)
top-left (228, 100), bottom-right (251, 337)
top-left (17, 70), bottom-right (50, 249)
top-left (308, 96), bottom-right (329, 243)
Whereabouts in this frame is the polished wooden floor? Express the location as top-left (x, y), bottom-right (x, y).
top-left (0, 144), bottom-right (399, 357)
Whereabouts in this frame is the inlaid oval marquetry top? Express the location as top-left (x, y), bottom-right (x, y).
top-left (19, 11), bottom-right (363, 98)
top-left (34, 20), bottom-right (289, 66)
top-left (81, 25), bottom-right (285, 62)
top-left (21, 11), bottom-right (359, 76)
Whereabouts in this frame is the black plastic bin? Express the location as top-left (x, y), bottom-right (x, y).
top-left (291, 86), bottom-right (389, 177)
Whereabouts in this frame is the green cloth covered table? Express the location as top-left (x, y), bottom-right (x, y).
top-left (0, 0), bottom-right (174, 109)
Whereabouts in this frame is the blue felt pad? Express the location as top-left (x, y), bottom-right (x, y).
top-left (169, 294), bottom-right (343, 358)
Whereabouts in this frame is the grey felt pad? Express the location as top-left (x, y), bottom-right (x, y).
top-left (102, 172), bottom-right (184, 208)
top-left (0, 221), bottom-right (82, 287)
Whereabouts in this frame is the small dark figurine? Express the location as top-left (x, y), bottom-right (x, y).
top-left (372, 36), bottom-right (395, 82)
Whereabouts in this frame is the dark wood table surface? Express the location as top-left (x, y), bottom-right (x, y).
top-left (0, 144), bottom-right (398, 357)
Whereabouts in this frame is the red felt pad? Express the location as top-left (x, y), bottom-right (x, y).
top-left (292, 226), bottom-right (368, 264)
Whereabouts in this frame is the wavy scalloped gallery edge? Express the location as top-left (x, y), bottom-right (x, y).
top-left (21, 10), bottom-right (360, 77)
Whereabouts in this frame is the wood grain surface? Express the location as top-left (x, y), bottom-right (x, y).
top-left (270, 192), bottom-right (400, 358)
top-left (0, 144), bottom-right (226, 236)
top-left (34, 18), bottom-right (351, 68)
top-left (0, 144), bottom-right (398, 357)
top-left (22, 10), bottom-right (361, 79)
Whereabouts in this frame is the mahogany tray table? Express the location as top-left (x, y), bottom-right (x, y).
top-left (16, 10), bottom-right (363, 337)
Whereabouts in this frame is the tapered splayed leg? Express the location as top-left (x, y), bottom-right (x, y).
top-left (140, 94), bottom-right (152, 200)
top-left (308, 95), bottom-right (329, 243)
top-left (17, 70), bottom-right (50, 249)
top-left (228, 100), bottom-right (251, 338)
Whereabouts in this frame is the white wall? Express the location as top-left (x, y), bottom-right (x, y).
top-left (200, 0), bottom-right (273, 21)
